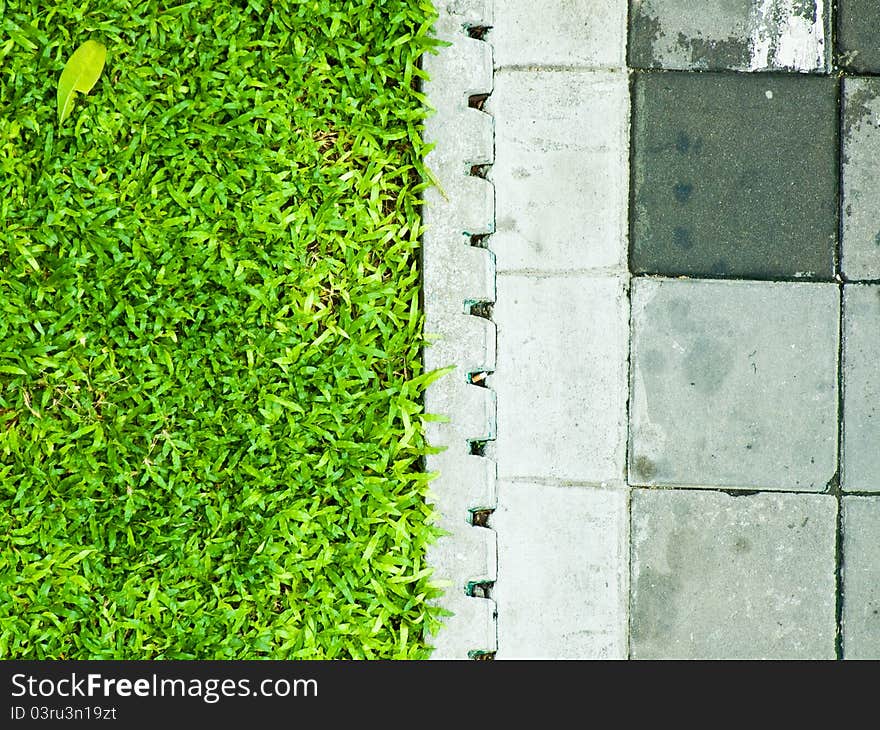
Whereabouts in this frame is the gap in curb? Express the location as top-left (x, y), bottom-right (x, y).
top-left (467, 581), bottom-right (494, 600)
top-left (470, 509), bottom-right (494, 528)
top-left (468, 651), bottom-right (496, 661)
top-left (468, 371), bottom-right (491, 388)
top-left (465, 25), bottom-right (490, 40)
top-left (469, 440), bottom-right (489, 457)
top-left (469, 301), bottom-right (493, 319)
top-left (468, 93), bottom-right (489, 110)
top-left (470, 164), bottom-right (490, 179)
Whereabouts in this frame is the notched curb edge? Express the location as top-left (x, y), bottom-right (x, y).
top-left (423, 0), bottom-right (498, 659)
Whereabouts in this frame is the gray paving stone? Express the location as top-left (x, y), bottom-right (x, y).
top-left (631, 71), bottom-right (839, 279)
top-left (838, 0), bottom-right (880, 73)
top-left (490, 0), bottom-right (627, 69)
top-left (631, 489), bottom-right (837, 659)
top-left (495, 482), bottom-right (627, 659)
top-left (494, 274), bottom-right (629, 484)
top-left (629, 0), bottom-right (829, 72)
top-left (842, 78), bottom-right (880, 281)
top-left (487, 70), bottom-right (629, 274)
top-left (842, 285), bottom-right (880, 493)
top-left (629, 278), bottom-right (839, 491)
top-left (843, 497), bottom-right (880, 659)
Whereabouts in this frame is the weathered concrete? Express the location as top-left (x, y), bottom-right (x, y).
top-left (423, 0), bottom-right (497, 659)
top-left (494, 274), bottom-right (629, 484)
top-left (494, 482), bottom-right (628, 659)
top-left (629, 0), bottom-right (829, 72)
top-left (629, 278), bottom-right (839, 491)
top-left (487, 70), bottom-right (629, 274)
top-left (838, 0), bottom-right (880, 73)
top-left (489, 0), bottom-right (627, 69)
top-left (842, 497), bottom-right (880, 659)
top-left (631, 71), bottom-right (839, 279)
top-left (631, 489), bottom-right (838, 659)
top-left (842, 285), bottom-right (880, 493)
top-left (842, 78), bottom-right (880, 281)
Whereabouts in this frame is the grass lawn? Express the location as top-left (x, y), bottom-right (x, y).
top-left (0, 0), bottom-right (444, 658)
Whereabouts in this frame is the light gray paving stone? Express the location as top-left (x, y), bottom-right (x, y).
top-left (493, 273), bottom-right (629, 484)
top-left (629, 0), bottom-right (829, 72)
top-left (629, 278), bottom-right (839, 491)
top-left (494, 482), bottom-right (628, 659)
top-left (843, 497), bottom-right (880, 659)
top-left (842, 78), bottom-right (880, 281)
top-left (486, 70), bottom-right (629, 274)
top-left (842, 285), bottom-right (880, 493)
top-left (488, 0), bottom-right (627, 69)
top-left (631, 489), bottom-right (837, 659)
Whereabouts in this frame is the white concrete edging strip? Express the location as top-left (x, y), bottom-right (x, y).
top-left (423, 0), bottom-right (498, 659)
top-left (486, 1), bottom-right (632, 659)
top-left (424, 0), bottom-right (632, 659)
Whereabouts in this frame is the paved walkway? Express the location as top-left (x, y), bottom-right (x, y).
top-left (425, 0), bottom-right (880, 659)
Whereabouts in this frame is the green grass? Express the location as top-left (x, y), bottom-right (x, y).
top-left (0, 0), bottom-right (445, 658)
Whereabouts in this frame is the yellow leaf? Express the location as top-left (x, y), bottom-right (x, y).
top-left (57, 40), bottom-right (106, 124)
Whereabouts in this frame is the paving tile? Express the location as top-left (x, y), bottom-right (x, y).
top-left (843, 497), bottom-right (880, 659)
top-left (488, 70), bottom-right (629, 274)
top-left (629, 278), bottom-right (839, 491)
top-left (494, 274), bottom-right (628, 483)
top-left (631, 489), bottom-right (837, 659)
top-left (842, 78), bottom-right (880, 281)
top-left (838, 0), bottom-right (880, 73)
top-left (842, 285), bottom-right (880, 492)
top-left (629, 0), bottom-right (829, 72)
top-left (490, 0), bottom-right (627, 69)
top-left (631, 71), bottom-right (838, 279)
top-left (495, 482), bottom-right (627, 659)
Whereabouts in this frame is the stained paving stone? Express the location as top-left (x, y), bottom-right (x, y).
top-left (843, 497), bottom-right (880, 659)
top-left (629, 278), bottom-right (839, 491)
top-left (838, 0), bottom-right (880, 73)
top-left (842, 78), bottom-right (880, 281)
top-left (842, 285), bottom-right (880, 493)
top-left (629, 0), bottom-right (829, 72)
top-left (631, 489), bottom-right (838, 659)
top-left (631, 71), bottom-right (838, 279)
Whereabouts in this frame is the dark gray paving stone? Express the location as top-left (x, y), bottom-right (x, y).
top-left (842, 285), bottom-right (880, 492)
top-left (631, 489), bottom-right (838, 659)
top-left (629, 0), bottom-right (829, 72)
top-left (629, 278), bottom-right (839, 491)
top-left (838, 0), bottom-right (880, 73)
top-left (842, 78), bottom-right (880, 281)
top-left (631, 71), bottom-right (839, 279)
top-left (843, 497), bottom-right (880, 659)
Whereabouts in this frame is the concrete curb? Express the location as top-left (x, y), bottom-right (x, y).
top-left (423, 0), bottom-right (498, 659)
